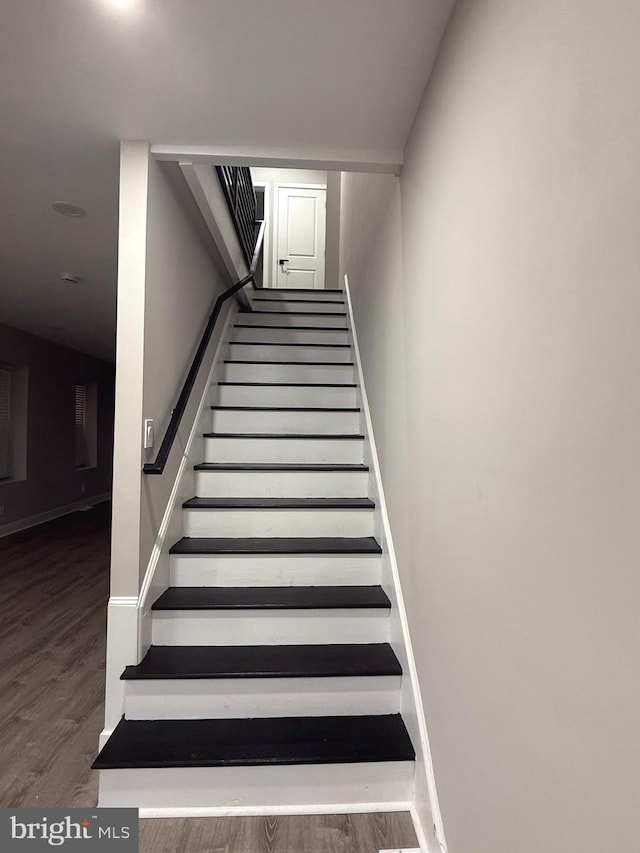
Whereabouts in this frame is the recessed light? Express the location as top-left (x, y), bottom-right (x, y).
top-left (100, 0), bottom-right (138, 11)
top-left (60, 273), bottom-right (82, 284)
top-left (52, 202), bottom-right (86, 218)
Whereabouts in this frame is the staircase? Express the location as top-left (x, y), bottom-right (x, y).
top-left (94, 286), bottom-right (416, 812)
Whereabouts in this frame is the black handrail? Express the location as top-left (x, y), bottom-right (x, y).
top-left (143, 219), bottom-right (266, 475)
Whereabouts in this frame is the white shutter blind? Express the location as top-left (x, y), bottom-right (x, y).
top-left (74, 383), bottom-right (88, 467)
top-left (0, 367), bottom-right (11, 479)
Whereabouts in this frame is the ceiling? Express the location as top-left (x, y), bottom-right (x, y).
top-left (0, 0), bottom-right (454, 361)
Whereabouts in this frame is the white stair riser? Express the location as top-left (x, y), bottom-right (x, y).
top-left (98, 762), bottom-right (414, 810)
top-left (238, 312), bottom-right (347, 329)
top-left (233, 326), bottom-right (349, 345)
top-left (183, 508), bottom-right (374, 538)
top-left (216, 384), bottom-right (356, 408)
top-left (211, 408), bottom-right (361, 435)
top-left (223, 362), bottom-right (354, 384)
top-left (195, 469), bottom-right (368, 498)
top-left (203, 436), bottom-right (363, 464)
top-left (124, 676), bottom-right (401, 720)
top-left (151, 610), bottom-right (390, 646)
top-left (252, 289), bottom-right (344, 302)
top-left (250, 301), bottom-right (346, 314)
top-left (170, 553), bottom-right (382, 586)
top-left (228, 344), bottom-right (352, 363)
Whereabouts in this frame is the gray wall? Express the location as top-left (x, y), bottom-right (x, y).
top-left (109, 144), bottom-right (231, 597)
top-left (324, 172), bottom-right (342, 290)
top-left (339, 1), bottom-right (640, 851)
top-left (0, 323), bottom-right (114, 530)
top-left (138, 158), bottom-right (230, 585)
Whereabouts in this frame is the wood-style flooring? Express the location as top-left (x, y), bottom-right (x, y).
top-left (0, 503), bottom-right (418, 852)
top-left (0, 504), bottom-right (110, 808)
top-left (138, 813), bottom-right (418, 853)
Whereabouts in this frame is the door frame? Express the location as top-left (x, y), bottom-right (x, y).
top-left (252, 180), bottom-right (271, 288)
top-left (271, 182), bottom-right (327, 289)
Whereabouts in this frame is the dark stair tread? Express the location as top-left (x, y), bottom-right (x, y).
top-left (122, 643), bottom-right (401, 679)
top-left (92, 714), bottom-right (414, 769)
top-left (241, 310), bottom-right (347, 317)
top-left (252, 298), bottom-right (345, 305)
top-left (218, 382), bottom-right (356, 387)
top-left (152, 585), bottom-right (389, 611)
top-left (210, 406), bottom-right (360, 412)
top-left (231, 342), bottom-right (351, 348)
top-left (182, 497), bottom-right (374, 509)
top-left (253, 286), bottom-right (344, 293)
top-left (194, 462), bottom-right (368, 471)
top-left (152, 586), bottom-right (391, 610)
top-left (234, 325), bottom-right (348, 331)
top-left (202, 433), bottom-right (364, 440)
top-left (169, 536), bottom-right (382, 555)
top-left (224, 360), bottom-right (354, 366)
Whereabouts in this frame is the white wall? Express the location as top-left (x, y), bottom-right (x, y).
top-left (105, 143), bottom-right (232, 734)
top-left (138, 158), bottom-right (231, 586)
top-left (110, 143), bottom-right (229, 597)
top-left (251, 168), bottom-right (327, 186)
top-left (324, 172), bottom-right (342, 290)
top-left (339, 2), bottom-right (640, 851)
top-left (339, 174), bottom-right (410, 579)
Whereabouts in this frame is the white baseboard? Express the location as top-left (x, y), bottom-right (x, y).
top-left (98, 728), bottom-right (115, 751)
top-left (138, 801), bottom-right (412, 819)
top-left (0, 492), bottom-right (111, 539)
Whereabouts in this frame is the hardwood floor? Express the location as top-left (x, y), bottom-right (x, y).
top-left (0, 503), bottom-right (110, 809)
top-left (139, 813), bottom-right (419, 853)
top-left (0, 503), bottom-right (418, 852)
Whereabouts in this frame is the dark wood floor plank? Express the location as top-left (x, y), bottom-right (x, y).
top-left (0, 504), bottom-right (111, 808)
top-left (138, 813), bottom-right (418, 853)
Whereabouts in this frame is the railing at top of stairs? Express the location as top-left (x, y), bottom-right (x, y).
top-left (215, 166), bottom-right (260, 267)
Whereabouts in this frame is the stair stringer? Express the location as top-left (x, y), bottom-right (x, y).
top-left (343, 274), bottom-right (447, 853)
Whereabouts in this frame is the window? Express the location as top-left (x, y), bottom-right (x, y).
top-left (74, 382), bottom-right (97, 469)
top-left (0, 366), bottom-right (11, 479)
top-left (0, 363), bottom-right (27, 483)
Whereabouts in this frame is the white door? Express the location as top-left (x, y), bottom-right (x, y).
top-left (274, 186), bottom-right (326, 288)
